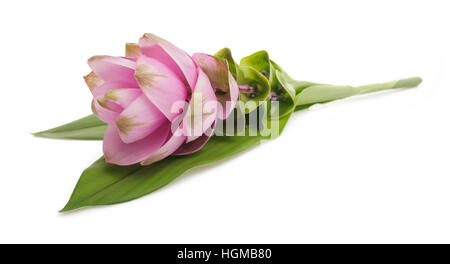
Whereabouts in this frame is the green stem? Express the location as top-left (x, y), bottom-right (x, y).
top-left (295, 77), bottom-right (422, 107)
top-left (354, 77), bottom-right (422, 94)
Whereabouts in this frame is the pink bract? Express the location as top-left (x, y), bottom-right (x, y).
top-left (84, 33), bottom-right (238, 166)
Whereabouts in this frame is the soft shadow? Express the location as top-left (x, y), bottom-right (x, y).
top-left (156, 142), bottom-right (262, 191)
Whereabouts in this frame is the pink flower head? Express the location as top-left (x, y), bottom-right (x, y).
top-left (84, 33), bottom-right (238, 166)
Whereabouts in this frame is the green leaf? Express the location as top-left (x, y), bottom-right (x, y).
top-left (240, 52), bottom-right (321, 118)
top-left (61, 135), bottom-right (260, 212)
top-left (294, 103), bottom-right (316, 112)
top-left (272, 70), bottom-right (297, 118)
top-left (214, 47), bottom-right (238, 79)
top-left (61, 114), bottom-right (292, 212)
top-left (236, 66), bottom-right (271, 113)
top-left (33, 115), bottom-right (106, 140)
top-left (270, 60), bottom-right (319, 94)
top-left (240, 50), bottom-right (277, 88)
top-left (261, 102), bottom-right (293, 140)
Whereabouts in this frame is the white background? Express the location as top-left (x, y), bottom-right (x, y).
top-left (0, 0), bottom-right (449, 243)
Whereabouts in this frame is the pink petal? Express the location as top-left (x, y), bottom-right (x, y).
top-left (91, 97), bottom-right (120, 124)
top-left (140, 128), bottom-right (187, 166)
top-left (91, 83), bottom-right (141, 123)
top-left (139, 33), bottom-right (197, 91)
top-left (125, 43), bottom-right (141, 59)
top-left (182, 69), bottom-right (218, 142)
top-left (83, 71), bottom-right (104, 92)
top-left (91, 81), bottom-right (139, 97)
top-left (88, 55), bottom-right (138, 86)
top-left (174, 123), bottom-right (215, 155)
top-left (135, 56), bottom-right (187, 121)
top-left (103, 88), bottom-right (142, 109)
top-left (192, 53), bottom-right (239, 120)
top-left (115, 94), bottom-right (166, 144)
top-left (103, 121), bottom-right (170, 166)
top-left (226, 72), bottom-right (239, 118)
top-left (96, 97), bottom-right (123, 112)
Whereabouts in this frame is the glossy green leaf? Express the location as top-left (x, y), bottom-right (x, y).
top-left (240, 50), bottom-right (277, 88)
top-left (214, 102), bottom-right (247, 136)
top-left (272, 70), bottom-right (297, 118)
top-left (61, 113), bottom-right (292, 212)
top-left (33, 115), bottom-right (106, 140)
top-left (294, 103), bottom-right (316, 112)
top-left (270, 60), bottom-right (319, 94)
top-left (253, 58), bottom-right (314, 117)
top-left (260, 102), bottom-right (293, 140)
top-left (239, 52), bottom-right (299, 119)
top-left (236, 66), bottom-right (271, 113)
top-left (214, 47), bottom-right (238, 79)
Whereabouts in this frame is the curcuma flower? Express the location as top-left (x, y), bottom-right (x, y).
top-left (84, 33), bottom-right (238, 165)
top-left (35, 32), bottom-right (422, 212)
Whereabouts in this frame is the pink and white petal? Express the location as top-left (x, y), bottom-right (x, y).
top-left (192, 53), bottom-right (238, 120)
top-left (91, 81), bottom-right (139, 97)
top-left (182, 69), bottom-right (218, 142)
top-left (115, 95), bottom-right (166, 144)
top-left (173, 134), bottom-right (209, 156)
top-left (88, 55), bottom-right (138, 86)
top-left (103, 88), bottom-right (142, 109)
top-left (96, 97), bottom-right (123, 113)
top-left (173, 123), bottom-right (215, 156)
top-left (83, 71), bottom-right (104, 92)
top-left (140, 129), bottom-right (186, 166)
top-left (91, 97), bottom-right (120, 124)
top-left (125, 43), bottom-right (141, 59)
top-left (226, 71), bottom-right (239, 119)
top-left (135, 56), bottom-right (187, 120)
top-left (139, 33), bottom-right (197, 91)
top-left (103, 121), bottom-right (171, 166)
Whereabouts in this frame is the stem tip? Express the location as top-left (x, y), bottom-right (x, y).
top-left (394, 77), bottom-right (422, 88)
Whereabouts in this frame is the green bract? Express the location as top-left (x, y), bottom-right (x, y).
top-left (240, 51), bottom-right (277, 88)
top-left (273, 70), bottom-right (297, 118)
top-left (236, 66), bottom-right (271, 113)
top-left (214, 47), bottom-right (237, 79)
top-left (239, 51), bottom-right (310, 118)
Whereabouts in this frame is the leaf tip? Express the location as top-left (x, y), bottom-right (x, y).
top-left (32, 131), bottom-right (46, 138)
top-left (59, 203), bottom-right (77, 213)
